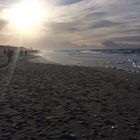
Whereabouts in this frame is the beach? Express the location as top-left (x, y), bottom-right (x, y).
top-left (0, 54), bottom-right (140, 140)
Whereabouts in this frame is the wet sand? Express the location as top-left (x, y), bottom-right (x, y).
top-left (0, 55), bottom-right (140, 140)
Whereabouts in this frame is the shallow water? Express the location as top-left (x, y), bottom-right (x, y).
top-left (32, 50), bottom-right (140, 73)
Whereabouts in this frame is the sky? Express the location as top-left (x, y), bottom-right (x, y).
top-left (0, 0), bottom-right (140, 50)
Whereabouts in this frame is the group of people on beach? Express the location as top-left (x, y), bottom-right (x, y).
top-left (20, 50), bottom-right (28, 56)
top-left (3, 49), bottom-right (28, 64)
top-left (4, 49), bottom-right (14, 64)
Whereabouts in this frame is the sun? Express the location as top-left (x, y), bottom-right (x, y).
top-left (7, 0), bottom-right (46, 31)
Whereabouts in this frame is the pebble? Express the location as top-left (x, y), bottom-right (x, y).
top-left (31, 137), bottom-right (37, 140)
top-left (129, 137), bottom-right (138, 140)
top-left (60, 133), bottom-right (77, 140)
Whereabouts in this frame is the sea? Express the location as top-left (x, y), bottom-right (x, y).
top-left (33, 49), bottom-right (140, 73)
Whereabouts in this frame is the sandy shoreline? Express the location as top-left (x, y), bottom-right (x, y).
top-left (31, 51), bottom-right (140, 74)
top-left (0, 55), bottom-right (140, 140)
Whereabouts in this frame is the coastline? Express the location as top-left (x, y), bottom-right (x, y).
top-left (30, 51), bottom-right (140, 74)
top-left (0, 54), bottom-right (140, 140)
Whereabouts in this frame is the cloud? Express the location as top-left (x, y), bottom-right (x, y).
top-left (112, 35), bottom-right (140, 42)
top-left (90, 20), bottom-right (122, 29)
top-left (47, 21), bottom-right (80, 33)
top-left (86, 11), bottom-right (107, 18)
top-left (0, 19), bottom-right (7, 30)
top-left (102, 40), bottom-right (118, 48)
top-left (0, 0), bottom-right (19, 7)
top-left (102, 40), bottom-right (140, 49)
top-left (57, 0), bottom-right (83, 5)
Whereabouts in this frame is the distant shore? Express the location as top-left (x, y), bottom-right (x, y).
top-left (0, 54), bottom-right (140, 140)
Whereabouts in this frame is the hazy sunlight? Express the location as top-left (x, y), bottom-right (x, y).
top-left (6, 0), bottom-right (46, 31)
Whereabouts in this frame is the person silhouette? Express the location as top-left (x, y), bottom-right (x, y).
top-left (7, 49), bottom-right (14, 64)
top-left (20, 50), bottom-right (23, 56)
top-left (25, 50), bottom-right (27, 56)
top-left (4, 49), bottom-right (7, 56)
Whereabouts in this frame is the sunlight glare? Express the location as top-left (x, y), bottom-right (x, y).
top-left (7, 0), bottom-right (46, 31)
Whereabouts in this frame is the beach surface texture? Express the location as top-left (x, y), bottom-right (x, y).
top-left (0, 55), bottom-right (140, 140)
